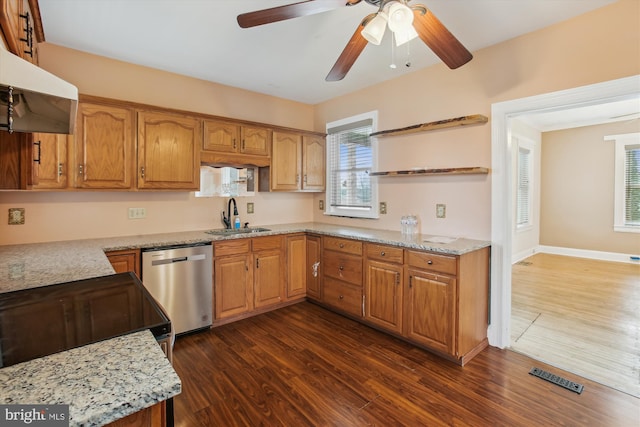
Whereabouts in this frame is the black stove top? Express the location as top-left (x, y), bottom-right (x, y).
top-left (0, 272), bottom-right (170, 368)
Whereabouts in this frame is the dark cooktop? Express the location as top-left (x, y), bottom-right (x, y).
top-left (0, 272), bottom-right (170, 368)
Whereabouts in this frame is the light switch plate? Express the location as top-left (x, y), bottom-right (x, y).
top-left (319, 200), bottom-right (324, 210)
top-left (247, 202), bottom-right (254, 214)
top-left (379, 202), bottom-right (387, 215)
top-left (436, 204), bottom-right (446, 218)
top-left (128, 207), bottom-right (146, 219)
top-left (8, 208), bottom-right (25, 225)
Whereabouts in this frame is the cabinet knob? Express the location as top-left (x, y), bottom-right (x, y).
top-left (427, 260), bottom-right (433, 265)
top-left (339, 243), bottom-right (344, 248)
top-left (338, 265), bottom-right (344, 271)
top-left (339, 295), bottom-right (344, 300)
top-left (380, 251), bottom-right (385, 256)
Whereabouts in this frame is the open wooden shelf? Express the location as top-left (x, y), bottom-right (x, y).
top-left (370, 114), bottom-right (488, 137)
top-left (370, 167), bottom-right (489, 177)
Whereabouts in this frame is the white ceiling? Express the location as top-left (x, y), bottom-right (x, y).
top-left (38, 0), bottom-right (617, 105)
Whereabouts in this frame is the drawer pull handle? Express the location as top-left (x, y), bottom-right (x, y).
top-left (338, 265), bottom-right (344, 271)
top-left (339, 243), bottom-right (344, 248)
top-left (427, 260), bottom-right (433, 265)
top-left (380, 251), bottom-right (385, 256)
top-left (339, 295), bottom-right (344, 300)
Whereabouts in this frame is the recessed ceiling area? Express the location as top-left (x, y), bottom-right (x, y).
top-left (38, 0), bottom-right (616, 104)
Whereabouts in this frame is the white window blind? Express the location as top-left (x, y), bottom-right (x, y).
top-left (624, 144), bottom-right (640, 226)
top-left (516, 146), bottom-right (531, 227)
top-left (325, 112), bottom-right (378, 219)
top-left (608, 132), bottom-right (640, 233)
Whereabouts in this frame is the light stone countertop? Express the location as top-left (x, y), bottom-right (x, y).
top-left (0, 222), bottom-right (490, 294)
top-left (0, 330), bottom-right (181, 427)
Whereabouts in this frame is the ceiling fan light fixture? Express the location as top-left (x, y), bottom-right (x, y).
top-left (361, 12), bottom-right (387, 45)
top-left (386, 1), bottom-right (413, 33)
top-left (394, 24), bottom-right (418, 46)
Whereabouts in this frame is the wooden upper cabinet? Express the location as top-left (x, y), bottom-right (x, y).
top-left (0, 0), bottom-right (38, 63)
top-left (75, 102), bottom-right (136, 189)
top-left (264, 131), bottom-right (325, 192)
top-left (302, 135), bottom-right (325, 191)
top-left (270, 131), bottom-right (302, 191)
top-left (137, 111), bottom-right (201, 190)
top-left (203, 120), bottom-right (270, 157)
top-left (240, 126), bottom-right (270, 156)
top-left (32, 133), bottom-right (68, 190)
top-left (203, 120), bottom-right (238, 153)
top-left (0, 131), bottom-right (37, 189)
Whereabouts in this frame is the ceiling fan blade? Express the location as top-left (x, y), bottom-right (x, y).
top-left (326, 13), bottom-right (375, 82)
top-left (411, 6), bottom-right (472, 69)
top-left (238, 0), bottom-right (361, 28)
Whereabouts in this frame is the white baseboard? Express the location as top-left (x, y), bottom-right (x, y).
top-left (521, 245), bottom-right (640, 264)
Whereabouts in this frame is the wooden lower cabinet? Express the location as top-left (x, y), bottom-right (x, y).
top-left (305, 235), bottom-right (322, 301)
top-left (320, 237), bottom-right (363, 317)
top-left (106, 401), bottom-right (164, 427)
top-left (106, 249), bottom-right (141, 278)
top-left (405, 269), bottom-right (455, 355)
top-left (213, 236), bottom-right (288, 322)
top-left (365, 260), bottom-right (404, 334)
top-left (286, 234), bottom-right (307, 299)
top-left (253, 236), bottom-right (284, 309)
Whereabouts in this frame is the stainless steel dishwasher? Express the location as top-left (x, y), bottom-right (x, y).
top-left (141, 243), bottom-right (213, 335)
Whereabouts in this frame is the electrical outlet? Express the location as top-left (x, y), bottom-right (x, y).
top-left (8, 208), bottom-right (25, 225)
top-left (379, 202), bottom-right (387, 215)
top-left (319, 200), bottom-right (324, 210)
top-left (247, 202), bottom-right (254, 214)
top-left (436, 204), bottom-right (446, 218)
top-left (128, 207), bottom-right (146, 219)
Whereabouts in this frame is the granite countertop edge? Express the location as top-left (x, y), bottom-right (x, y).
top-left (0, 330), bottom-right (181, 427)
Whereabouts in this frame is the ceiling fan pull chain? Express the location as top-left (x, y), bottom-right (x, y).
top-left (390, 32), bottom-right (397, 69)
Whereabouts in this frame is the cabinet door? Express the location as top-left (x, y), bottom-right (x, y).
top-left (286, 234), bottom-right (306, 299)
top-left (75, 102), bottom-right (136, 189)
top-left (214, 255), bottom-right (252, 319)
top-left (203, 120), bottom-right (239, 153)
top-left (305, 235), bottom-right (322, 300)
top-left (106, 249), bottom-right (141, 278)
top-left (254, 249), bottom-right (284, 308)
top-left (0, 131), bottom-right (35, 189)
top-left (302, 135), bottom-right (325, 191)
top-left (32, 133), bottom-right (68, 189)
top-left (240, 126), bottom-right (270, 156)
top-left (270, 131), bottom-right (301, 190)
top-left (137, 111), bottom-right (201, 190)
top-left (405, 269), bottom-right (456, 355)
top-left (0, 0), bottom-right (22, 57)
top-left (365, 260), bottom-right (403, 334)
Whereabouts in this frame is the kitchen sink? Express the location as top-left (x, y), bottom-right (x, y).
top-left (205, 227), bottom-right (271, 236)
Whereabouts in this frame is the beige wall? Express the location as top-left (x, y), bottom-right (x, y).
top-left (540, 120), bottom-right (640, 254)
top-left (1, 0), bottom-right (639, 246)
top-left (312, 0), bottom-right (640, 242)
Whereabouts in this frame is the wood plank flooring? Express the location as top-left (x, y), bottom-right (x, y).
top-left (511, 253), bottom-right (640, 398)
top-left (172, 302), bottom-right (639, 426)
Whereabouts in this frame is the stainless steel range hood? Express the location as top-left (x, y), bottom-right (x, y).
top-left (0, 49), bottom-right (78, 134)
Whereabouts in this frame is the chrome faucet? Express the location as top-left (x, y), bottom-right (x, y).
top-left (222, 198), bottom-right (238, 229)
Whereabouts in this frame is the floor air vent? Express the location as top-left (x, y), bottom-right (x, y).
top-left (529, 367), bottom-right (584, 394)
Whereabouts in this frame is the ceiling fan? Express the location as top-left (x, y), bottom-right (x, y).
top-left (237, 0), bottom-right (472, 82)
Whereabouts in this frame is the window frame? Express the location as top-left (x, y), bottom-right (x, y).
top-left (515, 137), bottom-right (534, 231)
top-left (325, 111), bottom-right (379, 219)
top-left (608, 132), bottom-right (640, 233)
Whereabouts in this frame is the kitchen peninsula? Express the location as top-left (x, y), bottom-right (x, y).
top-left (0, 222), bottom-right (490, 425)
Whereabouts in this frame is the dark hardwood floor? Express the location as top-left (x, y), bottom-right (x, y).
top-left (172, 302), bottom-right (639, 426)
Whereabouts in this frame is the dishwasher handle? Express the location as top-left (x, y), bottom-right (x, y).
top-left (151, 253), bottom-right (207, 266)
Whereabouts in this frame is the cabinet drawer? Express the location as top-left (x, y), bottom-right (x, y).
top-left (324, 237), bottom-right (362, 255)
top-left (252, 235), bottom-right (282, 251)
top-left (323, 277), bottom-right (362, 317)
top-left (214, 239), bottom-right (251, 256)
top-left (365, 244), bottom-right (404, 264)
top-left (323, 251), bottom-right (362, 286)
top-left (407, 251), bottom-right (457, 275)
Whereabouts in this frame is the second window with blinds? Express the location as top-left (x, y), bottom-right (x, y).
top-left (325, 111), bottom-right (379, 219)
